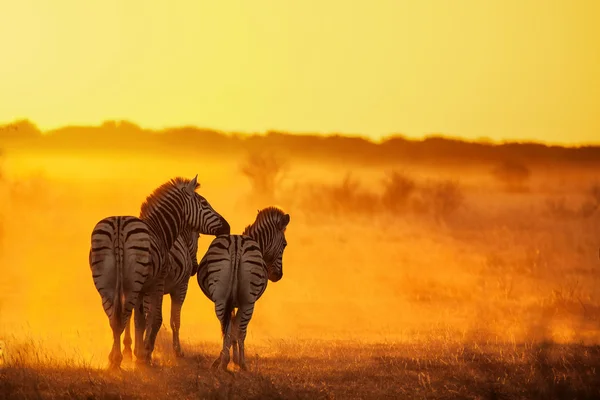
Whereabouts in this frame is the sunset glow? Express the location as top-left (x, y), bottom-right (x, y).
top-left (1, 0), bottom-right (599, 144)
top-left (2, 2), bottom-right (600, 397)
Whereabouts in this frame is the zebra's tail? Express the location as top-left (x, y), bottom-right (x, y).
top-left (90, 218), bottom-right (126, 329)
top-left (222, 242), bottom-right (237, 339)
top-left (221, 296), bottom-right (234, 338)
top-left (113, 235), bottom-right (126, 328)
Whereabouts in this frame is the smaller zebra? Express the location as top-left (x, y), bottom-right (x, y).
top-left (123, 226), bottom-right (200, 359)
top-left (197, 207), bottom-right (290, 371)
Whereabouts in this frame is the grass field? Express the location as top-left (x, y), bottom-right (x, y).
top-left (1, 151), bottom-right (600, 399)
top-left (2, 335), bottom-right (600, 399)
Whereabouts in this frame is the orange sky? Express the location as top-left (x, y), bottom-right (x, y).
top-left (0, 1), bottom-right (598, 145)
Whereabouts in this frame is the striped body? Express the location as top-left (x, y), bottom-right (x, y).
top-left (197, 235), bottom-right (268, 312)
top-left (165, 226), bottom-right (201, 292)
top-left (123, 226), bottom-right (200, 357)
top-left (197, 207), bottom-right (290, 371)
top-left (90, 216), bottom-right (151, 331)
top-left (89, 176), bottom-right (230, 369)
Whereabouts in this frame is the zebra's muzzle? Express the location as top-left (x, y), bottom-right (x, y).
top-left (269, 270), bottom-right (283, 282)
top-left (216, 221), bottom-right (231, 236)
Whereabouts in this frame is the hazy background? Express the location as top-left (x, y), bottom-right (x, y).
top-left (1, 122), bottom-right (599, 368)
top-left (1, 1), bottom-right (600, 377)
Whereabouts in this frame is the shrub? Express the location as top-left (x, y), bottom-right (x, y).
top-left (381, 171), bottom-right (416, 213)
top-left (580, 183), bottom-right (600, 218)
top-left (296, 173), bottom-right (379, 219)
top-left (544, 185), bottom-right (600, 220)
top-left (492, 160), bottom-right (531, 193)
top-left (543, 197), bottom-right (576, 219)
top-left (327, 173), bottom-right (379, 215)
top-left (418, 180), bottom-right (465, 223)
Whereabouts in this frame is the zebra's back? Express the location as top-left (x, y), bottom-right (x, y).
top-left (89, 216), bottom-right (152, 326)
top-left (197, 235), bottom-right (268, 307)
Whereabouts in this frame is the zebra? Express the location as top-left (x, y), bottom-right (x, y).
top-left (89, 176), bottom-right (230, 369)
top-left (122, 225), bottom-right (200, 359)
top-left (197, 206), bottom-right (290, 371)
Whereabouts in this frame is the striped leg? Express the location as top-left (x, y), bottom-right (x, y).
top-left (234, 302), bottom-right (255, 371)
top-left (212, 300), bottom-right (233, 372)
top-left (123, 315), bottom-right (133, 361)
top-left (134, 298), bottom-right (147, 362)
top-left (170, 281), bottom-right (189, 358)
top-left (108, 315), bottom-right (125, 370)
top-left (143, 282), bottom-right (165, 364)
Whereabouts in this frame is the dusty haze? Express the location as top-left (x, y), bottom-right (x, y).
top-left (1, 122), bottom-right (599, 373)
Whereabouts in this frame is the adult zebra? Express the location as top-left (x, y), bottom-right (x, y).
top-left (122, 225), bottom-right (200, 359)
top-left (89, 176), bottom-right (230, 369)
top-left (197, 206), bottom-right (290, 371)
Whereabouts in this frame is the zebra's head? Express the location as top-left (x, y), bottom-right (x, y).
top-left (246, 207), bottom-right (290, 282)
top-left (181, 175), bottom-right (231, 237)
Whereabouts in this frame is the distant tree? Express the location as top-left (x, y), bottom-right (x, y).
top-left (2, 119), bottom-right (41, 137)
top-left (240, 151), bottom-right (288, 203)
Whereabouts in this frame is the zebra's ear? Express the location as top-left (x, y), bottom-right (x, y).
top-left (186, 175), bottom-right (198, 194)
top-left (278, 213), bottom-right (290, 230)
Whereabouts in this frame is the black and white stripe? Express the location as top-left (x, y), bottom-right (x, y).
top-left (122, 225), bottom-right (200, 358)
top-left (89, 176), bottom-right (230, 369)
top-left (197, 206), bottom-right (290, 371)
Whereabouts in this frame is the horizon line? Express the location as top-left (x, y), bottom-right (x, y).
top-left (1, 118), bottom-right (599, 149)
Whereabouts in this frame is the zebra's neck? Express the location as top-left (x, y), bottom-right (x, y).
top-left (142, 197), bottom-right (184, 252)
top-left (181, 226), bottom-right (199, 257)
top-left (244, 224), bottom-right (272, 262)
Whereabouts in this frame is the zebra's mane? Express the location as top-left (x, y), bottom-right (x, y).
top-left (242, 206), bottom-right (286, 235)
top-left (139, 177), bottom-right (200, 219)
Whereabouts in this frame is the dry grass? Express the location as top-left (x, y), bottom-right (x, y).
top-left (1, 336), bottom-right (600, 399)
top-left (1, 150), bottom-right (600, 399)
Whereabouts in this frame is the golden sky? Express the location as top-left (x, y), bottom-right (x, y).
top-left (0, 1), bottom-right (598, 144)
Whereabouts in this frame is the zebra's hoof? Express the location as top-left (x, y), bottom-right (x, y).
top-left (123, 349), bottom-right (133, 361)
top-left (175, 350), bottom-right (185, 358)
top-left (108, 361), bottom-right (122, 371)
top-left (135, 356), bottom-right (151, 366)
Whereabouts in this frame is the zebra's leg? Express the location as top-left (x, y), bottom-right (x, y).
top-left (143, 288), bottom-right (165, 365)
top-left (123, 314), bottom-right (133, 361)
top-left (133, 298), bottom-right (147, 362)
top-left (211, 300), bottom-right (232, 371)
top-left (235, 302), bottom-right (256, 371)
top-left (108, 315), bottom-right (125, 370)
top-left (231, 310), bottom-right (239, 366)
top-left (170, 282), bottom-right (188, 358)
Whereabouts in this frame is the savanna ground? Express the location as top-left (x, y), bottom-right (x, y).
top-left (1, 146), bottom-right (600, 399)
